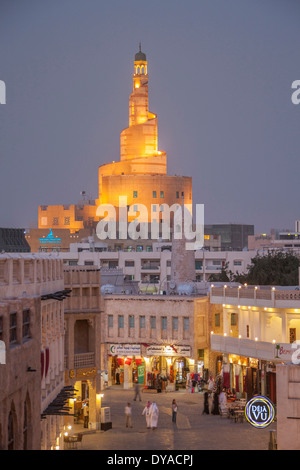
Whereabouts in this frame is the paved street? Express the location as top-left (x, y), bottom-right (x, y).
top-left (70, 387), bottom-right (275, 451)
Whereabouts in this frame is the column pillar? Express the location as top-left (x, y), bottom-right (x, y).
top-left (282, 312), bottom-right (287, 343)
top-left (88, 376), bottom-right (102, 430)
top-left (65, 316), bottom-right (75, 370)
top-left (123, 364), bottom-right (133, 389)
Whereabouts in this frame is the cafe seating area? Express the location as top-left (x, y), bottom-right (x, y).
top-left (63, 433), bottom-right (83, 450)
top-left (221, 398), bottom-right (247, 423)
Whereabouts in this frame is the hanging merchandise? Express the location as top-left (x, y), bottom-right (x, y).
top-left (234, 364), bottom-right (240, 392)
top-left (117, 358), bottom-right (124, 366)
top-left (223, 363), bottom-right (230, 388)
top-left (135, 358), bottom-right (142, 366)
top-left (244, 374), bottom-right (247, 393)
top-left (125, 357), bottom-right (132, 365)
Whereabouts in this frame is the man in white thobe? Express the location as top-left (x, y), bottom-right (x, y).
top-left (149, 402), bottom-right (159, 430)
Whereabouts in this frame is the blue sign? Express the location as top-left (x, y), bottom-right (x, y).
top-left (39, 229), bottom-right (62, 244)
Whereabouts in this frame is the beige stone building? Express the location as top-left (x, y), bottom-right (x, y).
top-left (248, 231), bottom-right (300, 252)
top-left (102, 293), bottom-right (211, 390)
top-left (0, 254), bottom-right (66, 450)
top-left (37, 46), bottom-right (192, 233)
top-left (63, 266), bottom-right (103, 430)
top-left (97, 45), bottom-right (192, 225)
top-left (38, 202), bottom-right (97, 233)
top-left (25, 227), bottom-right (92, 253)
top-left (208, 285), bottom-right (300, 402)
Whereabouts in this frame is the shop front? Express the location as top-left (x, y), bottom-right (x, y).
top-left (107, 343), bottom-right (194, 391)
top-left (145, 345), bottom-right (193, 391)
top-left (108, 344), bottom-right (144, 389)
top-left (215, 352), bottom-right (280, 404)
top-left (264, 362), bottom-right (276, 403)
top-left (196, 349), bottom-right (205, 377)
top-left (64, 366), bottom-right (102, 431)
top-left (216, 354), bottom-right (248, 399)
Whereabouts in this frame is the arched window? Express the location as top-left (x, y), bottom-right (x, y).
top-left (140, 66), bottom-right (144, 74)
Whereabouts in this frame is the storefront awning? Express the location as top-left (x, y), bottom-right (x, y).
top-left (41, 386), bottom-right (78, 419)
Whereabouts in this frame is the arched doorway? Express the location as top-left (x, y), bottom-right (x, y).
top-left (173, 357), bottom-right (189, 389)
top-left (147, 356), bottom-right (168, 390)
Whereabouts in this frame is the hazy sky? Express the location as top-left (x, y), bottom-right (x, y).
top-left (0, 0), bottom-right (299, 234)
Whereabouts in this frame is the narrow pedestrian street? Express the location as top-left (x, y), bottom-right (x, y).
top-left (69, 387), bottom-right (274, 451)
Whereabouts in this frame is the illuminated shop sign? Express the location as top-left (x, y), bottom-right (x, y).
top-left (245, 396), bottom-right (275, 429)
top-left (146, 345), bottom-right (191, 357)
top-left (39, 229), bottom-right (62, 244)
top-left (110, 344), bottom-right (141, 356)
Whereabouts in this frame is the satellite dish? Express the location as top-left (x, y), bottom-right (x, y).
top-left (101, 284), bottom-right (116, 294)
top-left (169, 281), bottom-right (176, 289)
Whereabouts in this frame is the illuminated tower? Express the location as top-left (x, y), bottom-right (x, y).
top-left (121, 43), bottom-right (158, 159)
top-left (97, 45), bottom-right (192, 224)
top-left (37, 46), bottom-right (193, 235)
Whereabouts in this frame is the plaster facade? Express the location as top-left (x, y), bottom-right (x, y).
top-left (63, 266), bottom-right (103, 430)
top-left (0, 255), bottom-right (65, 450)
top-left (276, 364), bottom-right (300, 450)
top-left (102, 294), bottom-right (205, 390)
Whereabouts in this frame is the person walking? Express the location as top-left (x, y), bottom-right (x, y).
top-left (208, 375), bottom-right (215, 396)
top-left (125, 403), bottom-right (133, 428)
top-left (219, 388), bottom-right (228, 414)
top-left (202, 392), bottom-right (210, 415)
top-left (211, 391), bottom-right (220, 415)
top-left (83, 401), bottom-right (89, 428)
top-left (116, 367), bottom-right (120, 385)
top-left (133, 380), bottom-right (141, 401)
top-left (149, 401), bottom-right (159, 430)
top-left (172, 399), bottom-right (178, 424)
top-left (142, 401), bottom-right (152, 428)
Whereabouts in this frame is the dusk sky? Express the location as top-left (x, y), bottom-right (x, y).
top-left (0, 0), bottom-right (299, 234)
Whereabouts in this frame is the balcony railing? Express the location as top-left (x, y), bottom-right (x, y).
top-left (275, 291), bottom-right (300, 301)
top-left (74, 352), bottom-right (95, 368)
top-left (210, 334), bottom-right (300, 363)
top-left (206, 265), bottom-right (222, 271)
top-left (141, 264), bottom-right (160, 270)
top-left (210, 334), bottom-right (275, 361)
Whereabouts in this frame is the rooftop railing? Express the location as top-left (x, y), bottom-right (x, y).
top-left (210, 285), bottom-right (300, 307)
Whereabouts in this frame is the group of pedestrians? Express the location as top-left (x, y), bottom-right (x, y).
top-left (142, 401), bottom-right (159, 429)
top-left (124, 383), bottom-right (179, 430)
top-left (202, 376), bottom-right (228, 415)
top-left (125, 400), bottom-right (160, 430)
top-left (125, 375), bottom-right (229, 429)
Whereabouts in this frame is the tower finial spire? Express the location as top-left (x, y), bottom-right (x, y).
top-left (139, 42), bottom-right (141, 52)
